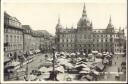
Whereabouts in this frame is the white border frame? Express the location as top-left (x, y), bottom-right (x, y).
top-left (1, 0), bottom-right (127, 83)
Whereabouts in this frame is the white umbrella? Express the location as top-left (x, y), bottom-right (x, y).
top-left (65, 63), bottom-right (73, 69)
top-left (82, 67), bottom-right (90, 71)
top-left (55, 66), bottom-right (64, 73)
top-left (103, 54), bottom-right (107, 56)
top-left (98, 53), bottom-right (102, 56)
top-left (17, 68), bottom-right (26, 72)
top-left (47, 67), bottom-right (53, 72)
top-left (70, 53), bottom-right (76, 56)
top-left (75, 64), bottom-right (88, 68)
top-left (92, 51), bottom-right (98, 54)
top-left (11, 61), bottom-right (20, 66)
top-left (91, 69), bottom-right (99, 75)
top-left (28, 74), bottom-right (37, 81)
top-left (79, 70), bottom-right (89, 74)
top-left (60, 52), bottom-right (65, 55)
top-left (66, 53), bottom-right (70, 56)
top-left (83, 53), bottom-right (86, 55)
top-left (58, 58), bottom-right (69, 65)
top-left (77, 52), bottom-right (80, 55)
top-left (39, 67), bottom-right (48, 72)
top-left (88, 54), bottom-right (93, 56)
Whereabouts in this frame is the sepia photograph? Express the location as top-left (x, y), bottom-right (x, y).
top-left (1, 0), bottom-right (127, 83)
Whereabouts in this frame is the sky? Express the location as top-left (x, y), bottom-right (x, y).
top-left (3, 0), bottom-right (127, 35)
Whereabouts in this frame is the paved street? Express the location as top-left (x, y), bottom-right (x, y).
top-left (17, 53), bottom-right (49, 80)
top-left (100, 54), bottom-right (126, 81)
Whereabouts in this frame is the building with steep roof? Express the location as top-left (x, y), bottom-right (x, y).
top-left (4, 12), bottom-right (23, 60)
top-left (55, 4), bottom-right (126, 54)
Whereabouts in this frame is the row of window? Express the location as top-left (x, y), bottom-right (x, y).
top-left (60, 34), bottom-right (75, 38)
top-left (5, 44), bottom-right (23, 51)
top-left (60, 39), bottom-right (75, 43)
top-left (60, 34), bottom-right (122, 39)
top-left (60, 44), bottom-right (113, 48)
top-left (5, 34), bottom-right (23, 43)
top-left (4, 28), bottom-right (22, 34)
top-left (60, 38), bottom-right (113, 43)
top-left (115, 44), bottom-right (122, 47)
top-left (115, 49), bottom-right (122, 52)
top-left (77, 44), bottom-right (112, 47)
top-left (60, 44), bottom-right (75, 47)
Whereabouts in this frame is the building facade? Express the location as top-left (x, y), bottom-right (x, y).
top-left (55, 4), bottom-right (126, 54)
top-left (4, 12), bottom-right (23, 60)
top-left (4, 12), bottom-right (54, 62)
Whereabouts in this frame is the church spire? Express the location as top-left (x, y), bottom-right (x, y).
top-left (109, 16), bottom-right (112, 24)
top-left (56, 15), bottom-right (62, 28)
top-left (57, 16), bottom-right (60, 25)
top-left (107, 16), bottom-right (114, 29)
top-left (82, 3), bottom-right (87, 17)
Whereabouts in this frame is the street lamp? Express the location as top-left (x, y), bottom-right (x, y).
top-left (47, 46), bottom-right (58, 81)
top-left (25, 54), bottom-right (29, 81)
top-left (52, 47), bottom-right (56, 81)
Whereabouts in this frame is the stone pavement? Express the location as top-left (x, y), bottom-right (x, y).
top-left (99, 54), bottom-right (126, 81)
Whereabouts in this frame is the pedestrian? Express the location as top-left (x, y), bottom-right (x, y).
top-left (118, 67), bottom-right (120, 72)
top-left (115, 62), bottom-right (116, 65)
top-left (104, 75), bottom-right (107, 80)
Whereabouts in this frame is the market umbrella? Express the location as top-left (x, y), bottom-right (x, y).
top-left (91, 69), bottom-right (99, 75)
top-left (70, 53), bottom-right (76, 56)
top-left (28, 74), bottom-right (37, 81)
top-left (11, 61), bottom-right (20, 66)
top-left (92, 51), bottom-right (98, 54)
top-left (82, 67), bottom-right (90, 71)
top-left (79, 70), bottom-right (89, 74)
top-left (88, 54), bottom-right (93, 57)
top-left (83, 53), bottom-right (86, 55)
top-left (77, 52), bottom-right (80, 55)
top-left (17, 68), bottom-right (26, 72)
top-left (39, 67), bottom-right (48, 73)
top-left (75, 64), bottom-right (88, 68)
top-left (80, 76), bottom-right (89, 81)
top-left (58, 58), bottom-right (69, 65)
top-left (65, 63), bottom-right (73, 69)
top-left (55, 66), bottom-right (64, 73)
top-left (85, 74), bottom-right (93, 81)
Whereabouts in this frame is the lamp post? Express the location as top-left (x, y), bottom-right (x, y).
top-left (25, 55), bottom-right (29, 81)
top-left (52, 47), bottom-right (55, 81)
